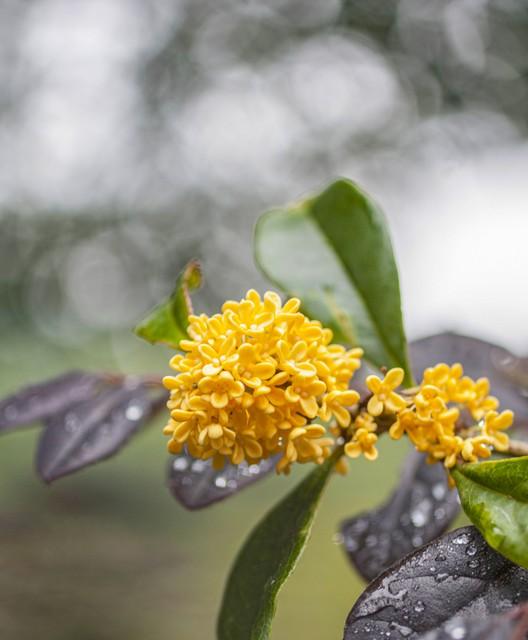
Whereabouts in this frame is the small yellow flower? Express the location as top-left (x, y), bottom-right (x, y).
top-left (365, 368), bottom-right (407, 417)
top-left (319, 389), bottom-right (360, 427)
top-left (163, 290), bottom-right (363, 472)
top-left (197, 371), bottom-right (245, 408)
top-left (344, 412), bottom-right (378, 461)
top-left (483, 410), bottom-right (513, 452)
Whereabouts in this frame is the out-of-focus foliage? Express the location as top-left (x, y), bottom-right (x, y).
top-left (1, 0), bottom-right (528, 345)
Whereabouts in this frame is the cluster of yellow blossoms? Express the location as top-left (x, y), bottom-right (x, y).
top-left (163, 290), bottom-right (362, 473)
top-left (163, 290), bottom-right (514, 473)
top-left (385, 363), bottom-right (514, 468)
top-left (339, 364), bottom-right (513, 468)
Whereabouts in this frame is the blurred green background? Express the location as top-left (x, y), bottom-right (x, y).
top-left (1, 0), bottom-right (525, 638)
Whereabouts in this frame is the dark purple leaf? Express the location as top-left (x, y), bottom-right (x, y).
top-left (0, 371), bottom-right (101, 433)
top-left (410, 333), bottom-right (528, 420)
top-left (341, 450), bottom-right (459, 582)
top-left (167, 450), bottom-right (279, 510)
top-left (418, 602), bottom-right (528, 640)
top-left (343, 526), bottom-right (528, 640)
top-left (36, 382), bottom-right (163, 483)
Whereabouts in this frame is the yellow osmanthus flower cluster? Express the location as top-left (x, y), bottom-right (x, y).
top-left (384, 363), bottom-right (514, 468)
top-left (162, 290), bottom-right (363, 473)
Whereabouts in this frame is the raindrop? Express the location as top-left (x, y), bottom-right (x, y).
top-left (215, 477), bottom-right (227, 488)
top-left (432, 482), bottom-right (446, 500)
top-left (191, 459), bottom-right (207, 473)
top-left (434, 507), bottom-right (446, 520)
top-left (65, 412), bottom-right (79, 432)
top-left (466, 544), bottom-right (477, 556)
top-left (125, 403), bottom-right (144, 421)
top-left (414, 600), bottom-right (425, 613)
top-left (435, 553), bottom-right (447, 562)
top-left (248, 464), bottom-right (260, 475)
top-left (453, 532), bottom-right (471, 545)
top-left (436, 572), bottom-right (449, 582)
top-left (226, 479), bottom-right (238, 489)
top-left (410, 508), bottom-right (427, 528)
top-left (467, 559), bottom-right (479, 569)
top-left (173, 457), bottom-right (189, 471)
top-left (449, 625), bottom-right (466, 639)
top-left (412, 534), bottom-right (423, 547)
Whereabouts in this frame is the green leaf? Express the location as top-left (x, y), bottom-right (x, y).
top-left (452, 456), bottom-right (528, 568)
top-left (217, 451), bottom-right (338, 640)
top-left (134, 259), bottom-right (202, 348)
top-left (254, 178), bottom-right (413, 385)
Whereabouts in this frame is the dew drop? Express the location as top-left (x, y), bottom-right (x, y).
top-left (410, 508), bottom-right (427, 528)
top-left (449, 624), bottom-right (466, 639)
top-left (432, 482), bottom-right (446, 500)
top-left (453, 533), bottom-right (471, 545)
top-left (126, 403), bottom-right (144, 421)
top-left (65, 413), bottom-right (79, 433)
top-left (173, 457), bottom-right (189, 471)
top-left (412, 534), bottom-right (423, 547)
top-left (414, 600), bottom-right (425, 613)
top-left (215, 477), bottom-right (227, 488)
top-left (191, 459), bottom-right (206, 473)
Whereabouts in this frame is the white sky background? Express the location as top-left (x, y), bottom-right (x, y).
top-left (1, 0), bottom-right (528, 353)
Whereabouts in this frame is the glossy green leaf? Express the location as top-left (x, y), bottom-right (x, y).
top-left (255, 178), bottom-right (412, 385)
top-left (217, 451), bottom-right (338, 640)
top-left (452, 456), bottom-right (528, 568)
top-left (134, 260), bottom-right (202, 348)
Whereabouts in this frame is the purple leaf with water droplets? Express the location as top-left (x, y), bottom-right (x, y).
top-left (341, 450), bottom-right (459, 582)
top-left (417, 602), bottom-right (528, 639)
top-left (36, 383), bottom-right (163, 483)
top-left (0, 371), bottom-right (101, 433)
top-left (167, 451), bottom-right (279, 510)
top-left (343, 526), bottom-right (528, 640)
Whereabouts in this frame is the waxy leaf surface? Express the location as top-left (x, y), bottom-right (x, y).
top-left (168, 451), bottom-right (278, 510)
top-left (418, 603), bottom-right (528, 640)
top-left (36, 383), bottom-right (164, 483)
top-left (341, 450), bottom-right (459, 582)
top-left (344, 526), bottom-right (528, 640)
top-left (135, 259), bottom-right (202, 348)
top-left (217, 453), bottom-right (337, 640)
top-left (255, 179), bottom-right (412, 385)
top-left (0, 371), bottom-right (101, 433)
top-left (453, 457), bottom-right (528, 568)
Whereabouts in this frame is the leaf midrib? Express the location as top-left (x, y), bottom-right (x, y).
top-left (307, 205), bottom-right (403, 370)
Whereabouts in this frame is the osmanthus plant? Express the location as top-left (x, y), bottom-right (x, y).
top-left (2, 179), bottom-right (528, 639)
